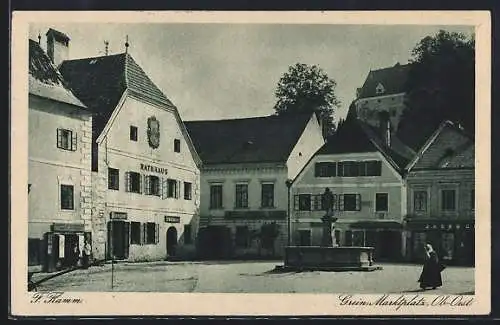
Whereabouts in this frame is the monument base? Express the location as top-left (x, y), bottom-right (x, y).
top-left (278, 246), bottom-right (383, 272)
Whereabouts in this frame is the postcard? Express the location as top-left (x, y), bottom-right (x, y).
top-left (10, 10), bottom-right (490, 317)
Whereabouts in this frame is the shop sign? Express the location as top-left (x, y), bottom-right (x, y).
top-left (52, 223), bottom-right (85, 233)
top-left (140, 163), bottom-right (168, 175)
top-left (165, 216), bottom-right (180, 223)
top-left (110, 212), bottom-right (128, 220)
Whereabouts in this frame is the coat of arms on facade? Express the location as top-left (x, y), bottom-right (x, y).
top-left (147, 116), bottom-right (160, 149)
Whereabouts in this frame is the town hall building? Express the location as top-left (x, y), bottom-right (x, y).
top-left (57, 31), bottom-right (202, 262)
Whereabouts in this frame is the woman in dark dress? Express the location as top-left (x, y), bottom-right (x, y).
top-left (418, 243), bottom-right (443, 290)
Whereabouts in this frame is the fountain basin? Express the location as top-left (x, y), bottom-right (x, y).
top-left (280, 246), bottom-right (382, 272)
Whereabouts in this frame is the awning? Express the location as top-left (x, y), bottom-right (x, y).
top-left (404, 218), bottom-right (474, 231)
top-left (349, 221), bottom-right (403, 230)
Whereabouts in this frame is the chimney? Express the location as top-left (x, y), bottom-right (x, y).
top-left (385, 119), bottom-right (391, 147)
top-left (46, 28), bottom-right (70, 67)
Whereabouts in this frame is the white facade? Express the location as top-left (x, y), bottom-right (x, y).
top-left (93, 94), bottom-right (200, 262)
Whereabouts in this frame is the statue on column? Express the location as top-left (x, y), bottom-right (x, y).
top-left (321, 188), bottom-right (338, 247)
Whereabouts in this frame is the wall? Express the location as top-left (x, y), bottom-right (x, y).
top-left (290, 151), bottom-right (405, 245)
top-left (28, 95), bottom-right (92, 239)
top-left (355, 93), bottom-right (406, 132)
top-left (94, 95), bottom-right (200, 261)
top-left (286, 114), bottom-right (325, 180)
top-left (407, 169), bottom-right (475, 219)
top-left (199, 164), bottom-right (289, 256)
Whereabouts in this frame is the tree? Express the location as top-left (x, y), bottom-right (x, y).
top-left (274, 63), bottom-right (340, 137)
top-left (397, 30), bottom-right (475, 150)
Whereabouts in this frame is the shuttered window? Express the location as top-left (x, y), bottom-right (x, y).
top-left (57, 128), bottom-right (77, 151)
top-left (144, 175), bottom-right (161, 196)
top-left (130, 222), bottom-right (141, 245)
top-left (314, 162), bottom-right (337, 177)
top-left (125, 172), bottom-right (142, 193)
top-left (340, 194), bottom-right (361, 211)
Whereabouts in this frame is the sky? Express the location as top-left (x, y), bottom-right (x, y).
top-left (29, 23), bottom-right (474, 122)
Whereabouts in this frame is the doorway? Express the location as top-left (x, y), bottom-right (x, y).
top-left (298, 230), bottom-right (311, 246)
top-left (166, 226), bottom-right (178, 258)
top-left (107, 221), bottom-right (129, 260)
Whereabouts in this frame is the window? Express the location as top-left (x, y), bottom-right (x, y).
top-left (184, 182), bottom-right (192, 200)
top-left (60, 184), bottom-right (74, 210)
top-left (311, 193), bottom-right (338, 211)
top-left (174, 139), bottom-right (181, 153)
top-left (130, 222), bottom-right (141, 245)
top-left (144, 175), bottom-right (161, 196)
top-left (184, 225), bottom-right (192, 244)
top-left (338, 161), bottom-right (358, 177)
top-left (108, 168), bottom-right (119, 190)
top-left (375, 193), bottom-right (388, 212)
top-left (261, 183), bottom-right (274, 208)
top-left (130, 126), bottom-right (138, 141)
top-left (340, 194), bottom-right (361, 211)
top-left (235, 226), bottom-right (250, 248)
top-left (235, 184), bottom-right (248, 208)
top-left (441, 189), bottom-right (456, 211)
top-left (57, 128), bottom-right (77, 151)
top-left (353, 231), bottom-right (365, 246)
top-left (210, 184), bottom-right (223, 209)
top-left (414, 190), bottom-right (427, 212)
top-left (363, 160), bottom-right (382, 176)
top-left (167, 179), bottom-right (178, 198)
top-left (125, 172), bottom-right (142, 193)
top-left (314, 162), bottom-right (337, 177)
top-left (294, 194), bottom-right (311, 211)
top-left (471, 189), bottom-right (475, 211)
top-left (344, 230), bottom-right (353, 246)
top-left (145, 222), bottom-right (157, 244)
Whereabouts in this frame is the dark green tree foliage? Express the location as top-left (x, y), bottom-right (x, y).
top-left (274, 63), bottom-right (340, 137)
top-left (397, 30), bottom-right (475, 150)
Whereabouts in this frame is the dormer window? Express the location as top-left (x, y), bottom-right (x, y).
top-left (376, 83), bottom-right (385, 95)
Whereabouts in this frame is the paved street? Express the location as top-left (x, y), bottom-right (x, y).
top-left (31, 261), bottom-right (474, 294)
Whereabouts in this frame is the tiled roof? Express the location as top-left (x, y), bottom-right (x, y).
top-left (28, 39), bottom-right (86, 108)
top-left (46, 28), bottom-right (70, 42)
top-left (59, 52), bottom-right (175, 141)
top-left (184, 113), bottom-right (313, 165)
top-left (316, 118), bottom-right (415, 172)
top-left (440, 144), bottom-right (474, 168)
top-left (357, 63), bottom-right (411, 99)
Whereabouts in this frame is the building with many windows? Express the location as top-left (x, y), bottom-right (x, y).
top-left (28, 33), bottom-right (93, 272)
top-left (354, 63), bottom-right (411, 133)
top-left (403, 120), bottom-right (475, 266)
top-left (290, 117), bottom-right (415, 261)
top-left (185, 113), bottom-right (324, 258)
top-left (57, 31), bottom-right (202, 262)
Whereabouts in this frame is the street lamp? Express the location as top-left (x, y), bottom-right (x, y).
top-left (285, 179), bottom-right (293, 247)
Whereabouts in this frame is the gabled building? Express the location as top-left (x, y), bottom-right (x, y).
top-left (58, 31), bottom-right (202, 262)
top-left (354, 63), bottom-right (411, 133)
top-left (185, 112), bottom-right (325, 258)
top-left (28, 35), bottom-right (93, 272)
top-left (290, 117), bottom-right (415, 261)
top-left (403, 120), bottom-right (475, 266)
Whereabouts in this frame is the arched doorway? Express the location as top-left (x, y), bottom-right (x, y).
top-left (166, 226), bottom-right (178, 258)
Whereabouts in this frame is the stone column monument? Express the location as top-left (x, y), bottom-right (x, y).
top-left (321, 188), bottom-right (338, 247)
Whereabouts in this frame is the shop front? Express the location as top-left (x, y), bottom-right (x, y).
top-left (403, 218), bottom-right (474, 266)
top-left (43, 222), bottom-right (89, 273)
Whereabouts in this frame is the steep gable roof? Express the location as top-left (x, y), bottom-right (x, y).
top-left (28, 39), bottom-right (86, 109)
top-left (184, 113), bottom-right (314, 165)
top-left (357, 63), bottom-right (411, 99)
top-left (316, 118), bottom-right (415, 173)
top-left (59, 52), bottom-right (200, 169)
top-left (406, 120), bottom-right (474, 171)
top-left (59, 53), bottom-right (175, 138)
